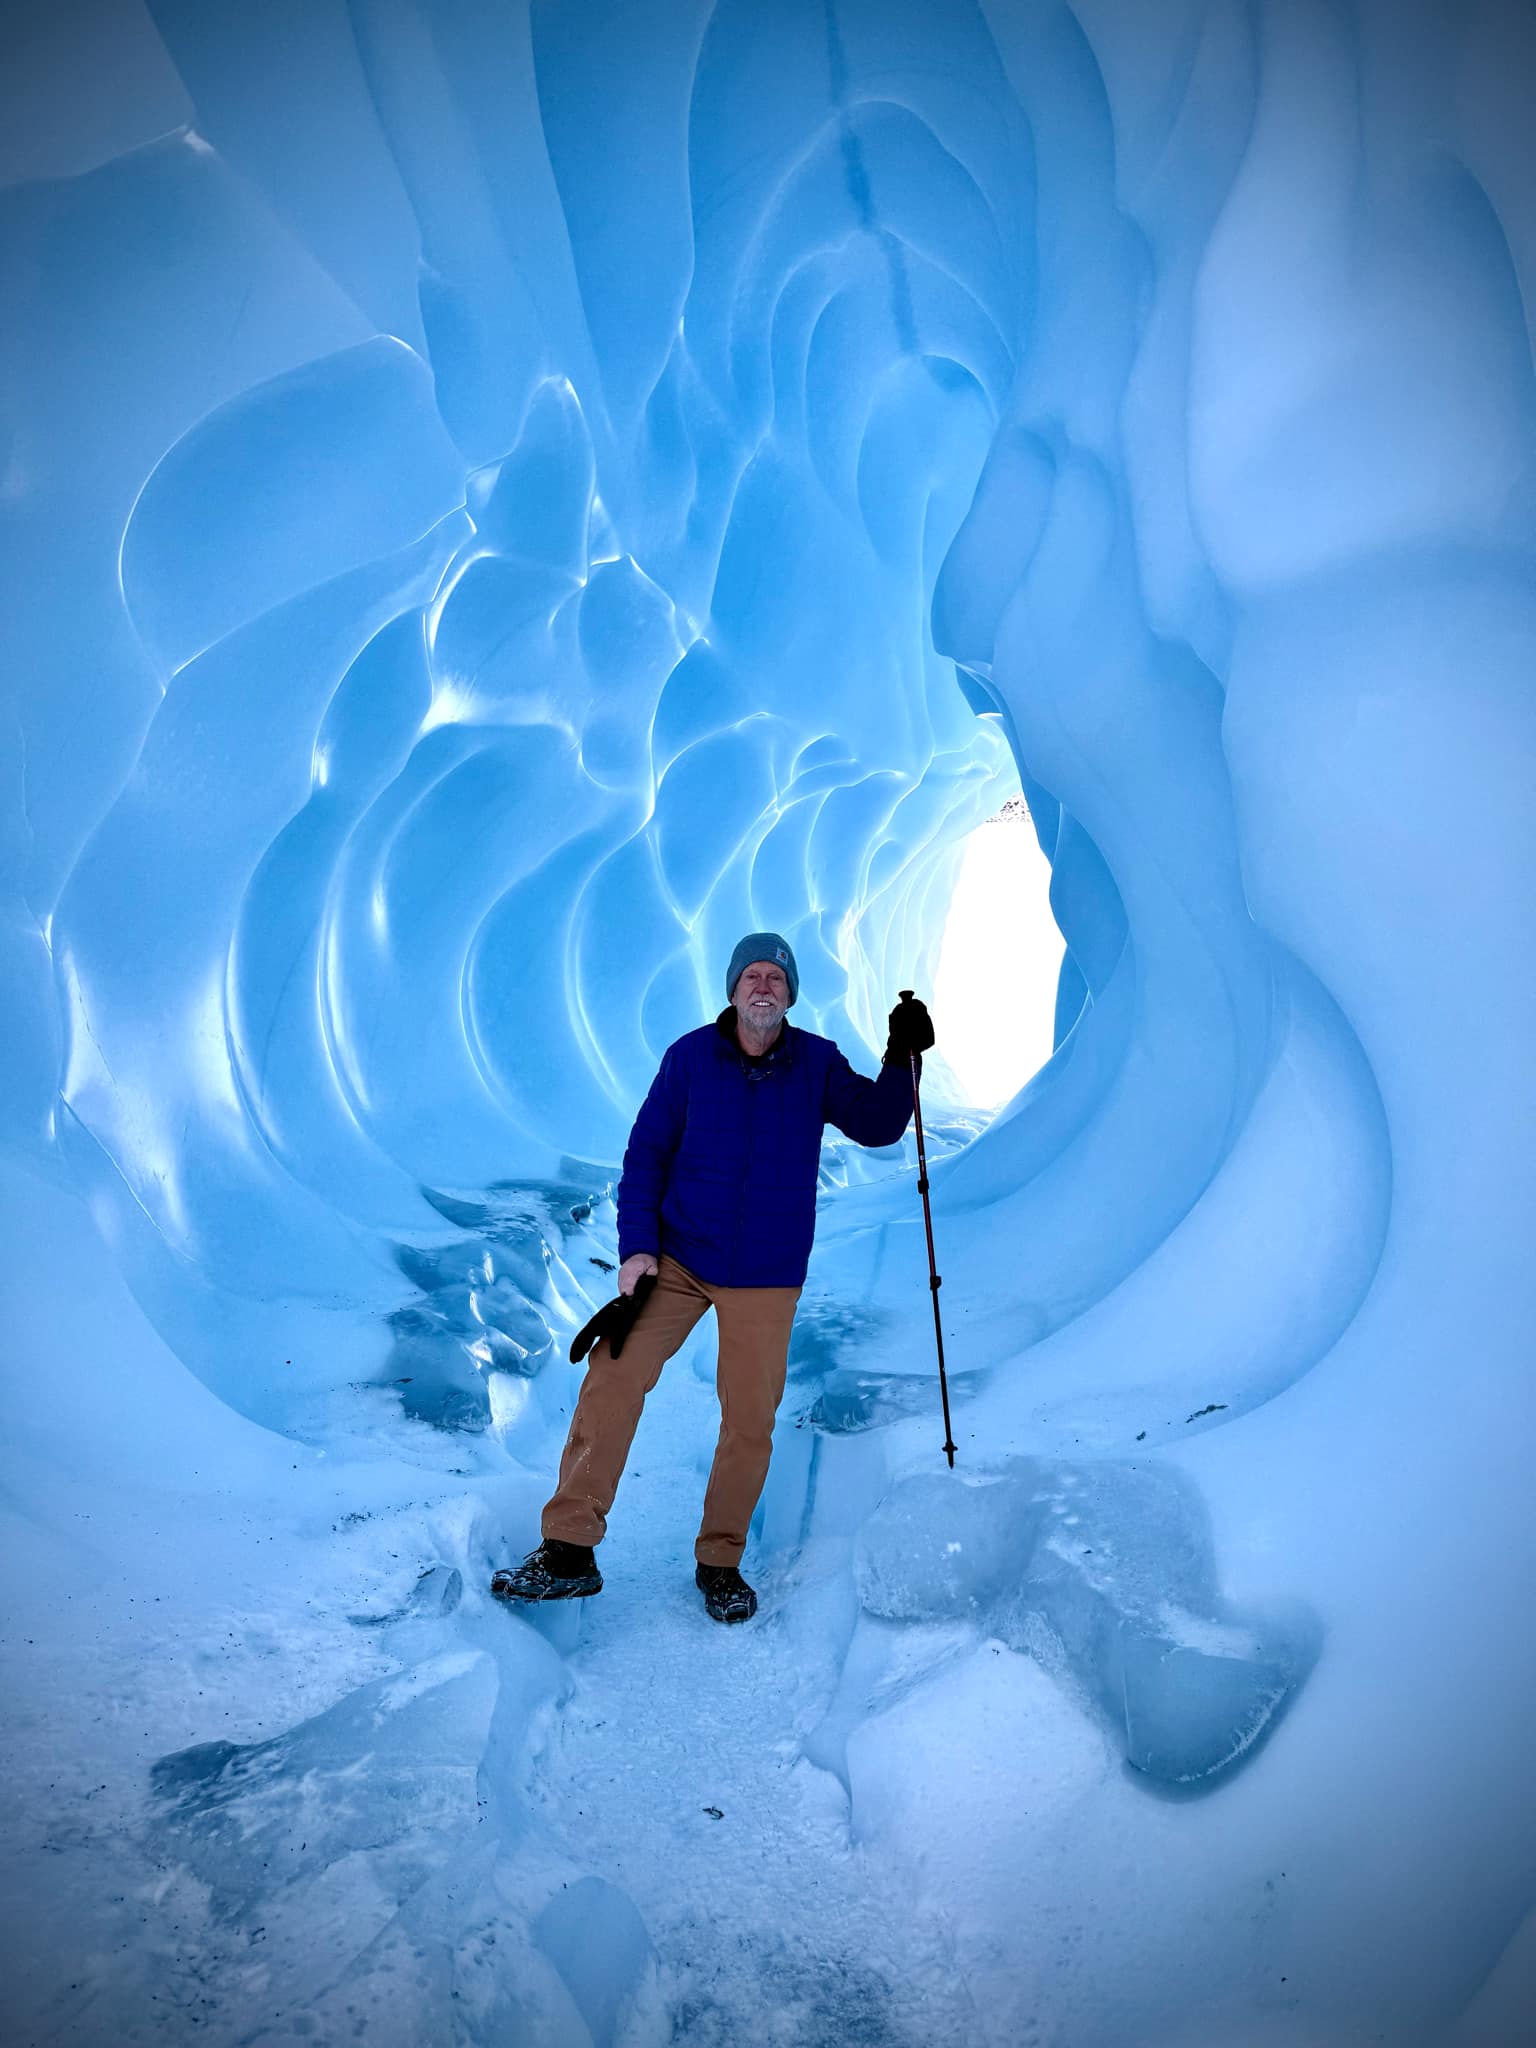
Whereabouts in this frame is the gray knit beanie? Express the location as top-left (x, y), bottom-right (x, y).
top-left (726, 931), bottom-right (799, 1005)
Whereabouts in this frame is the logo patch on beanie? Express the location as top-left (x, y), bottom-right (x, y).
top-left (774, 946), bottom-right (788, 964)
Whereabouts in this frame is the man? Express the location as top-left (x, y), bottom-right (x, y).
top-left (492, 931), bottom-right (934, 1623)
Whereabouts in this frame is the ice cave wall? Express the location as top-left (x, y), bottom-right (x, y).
top-left (0, 0), bottom-right (1534, 2030)
top-left (1, 0), bottom-right (1527, 1417)
top-left (7, 0), bottom-right (1037, 1399)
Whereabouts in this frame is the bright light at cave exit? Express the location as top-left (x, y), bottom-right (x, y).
top-left (934, 801), bottom-right (1065, 1109)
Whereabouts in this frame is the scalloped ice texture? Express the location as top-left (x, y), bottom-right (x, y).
top-left (0, 2), bottom-right (1533, 2045)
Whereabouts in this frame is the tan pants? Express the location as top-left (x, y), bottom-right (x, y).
top-left (542, 1255), bottom-right (802, 1567)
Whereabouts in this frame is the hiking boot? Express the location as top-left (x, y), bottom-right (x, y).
top-left (491, 1539), bottom-right (602, 1602)
top-left (695, 1562), bottom-right (757, 1624)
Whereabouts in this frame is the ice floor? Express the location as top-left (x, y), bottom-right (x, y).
top-left (3, 1), bottom-right (1534, 2042)
top-left (5, 1116), bottom-right (1532, 2048)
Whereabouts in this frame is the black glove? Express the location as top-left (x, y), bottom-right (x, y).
top-left (569, 1271), bottom-right (657, 1362)
top-left (883, 989), bottom-right (935, 1065)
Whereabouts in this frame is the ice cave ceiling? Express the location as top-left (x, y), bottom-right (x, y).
top-left (1, 2), bottom-right (1534, 2039)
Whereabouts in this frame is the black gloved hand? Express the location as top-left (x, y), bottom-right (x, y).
top-left (884, 989), bottom-right (935, 1064)
top-left (569, 1271), bottom-right (657, 1362)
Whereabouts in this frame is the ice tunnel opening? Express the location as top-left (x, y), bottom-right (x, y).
top-left (932, 793), bottom-right (1064, 1110)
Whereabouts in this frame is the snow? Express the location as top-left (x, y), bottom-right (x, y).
top-left (2, 1), bottom-right (1534, 2043)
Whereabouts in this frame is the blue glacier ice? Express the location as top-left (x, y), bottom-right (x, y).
top-left (1, 2), bottom-right (1533, 2043)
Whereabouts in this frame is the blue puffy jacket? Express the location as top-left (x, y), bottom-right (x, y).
top-left (616, 1010), bottom-right (918, 1287)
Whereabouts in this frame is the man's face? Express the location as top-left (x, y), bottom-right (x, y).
top-left (733, 960), bottom-right (790, 1036)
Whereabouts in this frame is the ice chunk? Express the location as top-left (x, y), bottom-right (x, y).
top-left (535, 1875), bottom-right (653, 2048)
top-left (854, 1471), bottom-right (1045, 1621)
top-left (857, 1461), bottom-right (1317, 1788)
top-left (146, 1649), bottom-right (499, 2024)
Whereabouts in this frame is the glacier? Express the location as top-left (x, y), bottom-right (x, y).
top-left (1, 1), bottom-right (1533, 2043)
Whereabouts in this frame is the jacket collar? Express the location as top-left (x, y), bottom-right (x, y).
top-left (714, 1006), bottom-right (796, 1069)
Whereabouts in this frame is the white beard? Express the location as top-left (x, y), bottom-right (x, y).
top-left (739, 997), bottom-right (787, 1034)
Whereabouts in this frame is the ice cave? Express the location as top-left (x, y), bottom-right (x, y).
top-left (1, 1), bottom-right (1533, 2043)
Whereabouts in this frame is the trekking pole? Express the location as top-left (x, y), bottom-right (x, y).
top-left (899, 990), bottom-right (957, 1468)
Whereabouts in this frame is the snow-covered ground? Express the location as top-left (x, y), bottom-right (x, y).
top-left (4, 1), bottom-right (1535, 2041)
top-left (8, 1091), bottom-right (1529, 2047)
top-left (0, 1155), bottom-right (1229, 2048)
top-left (7, 1153), bottom-right (1104, 2048)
